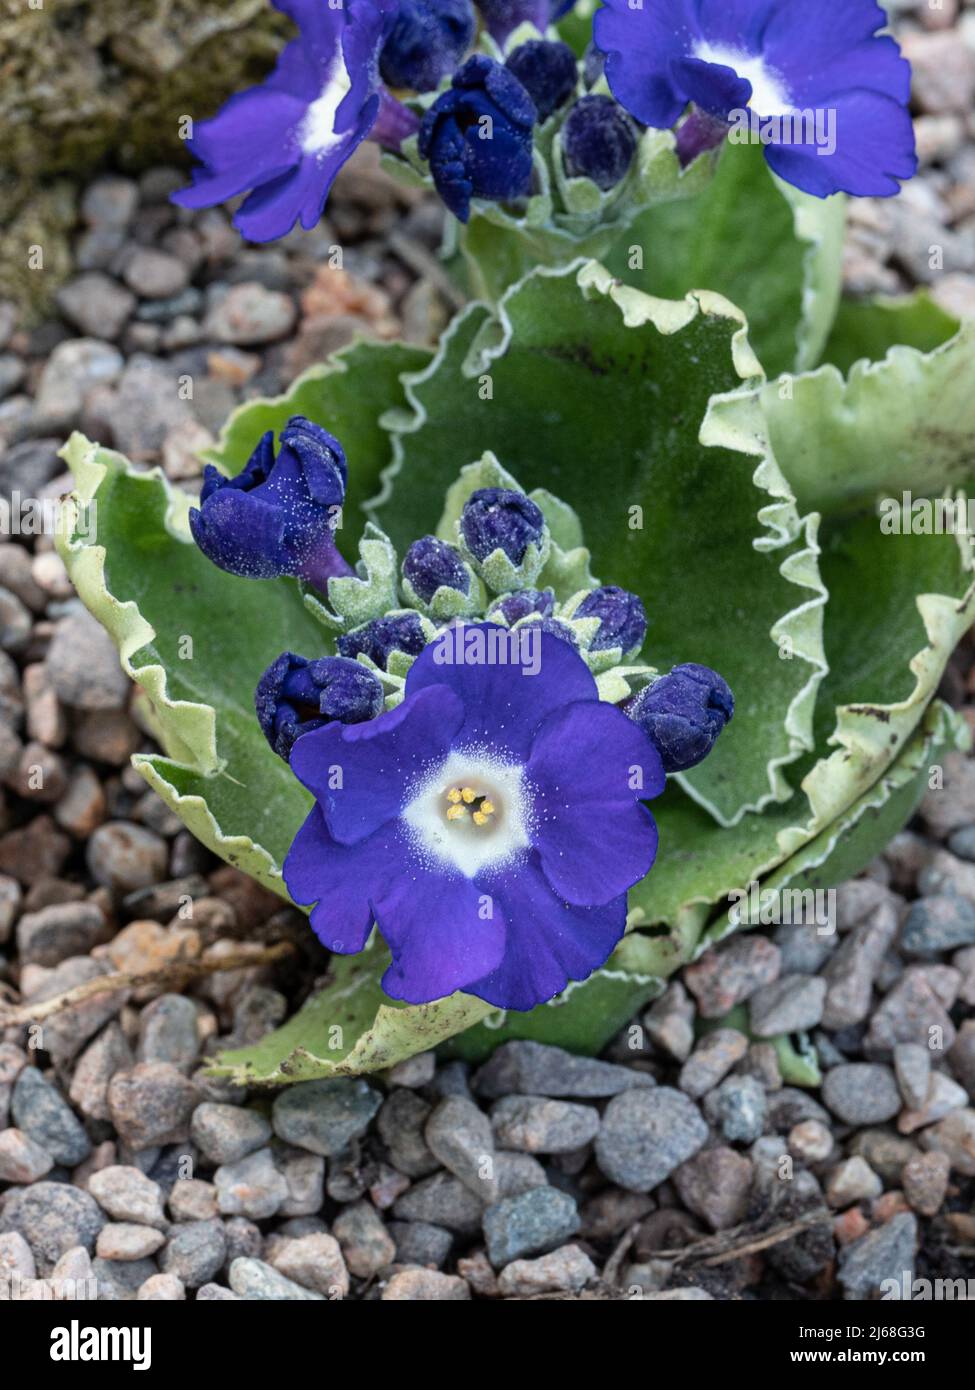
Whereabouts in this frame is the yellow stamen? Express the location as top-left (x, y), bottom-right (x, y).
top-left (472, 810), bottom-right (488, 826)
top-left (479, 800), bottom-right (495, 817)
top-left (446, 787), bottom-right (463, 803)
top-left (461, 786), bottom-right (476, 803)
top-left (446, 803), bottom-right (468, 821)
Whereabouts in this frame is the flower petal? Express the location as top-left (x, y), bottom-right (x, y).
top-left (764, 89), bottom-right (917, 198)
top-left (283, 806), bottom-right (385, 953)
top-left (593, 0), bottom-right (699, 128)
top-left (289, 684), bottom-right (465, 845)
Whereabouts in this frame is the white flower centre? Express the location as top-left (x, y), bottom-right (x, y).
top-left (401, 749), bottom-right (533, 879)
top-left (693, 41), bottom-right (794, 117)
top-left (299, 56), bottom-right (353, 156)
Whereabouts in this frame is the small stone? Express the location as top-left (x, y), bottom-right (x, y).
top-left (271, 1078), bottom-right (381, 1157)
top-left (229, 1257), bottom-right (325, 1301)
top-left (191, 1103), bottom-right (271, 1165)
top-left (167, 1180), bottom-right (218, 1223)
top-left (494, 1152), bottom-right (547, 1199)
top-left (0, 1183), bottom-right (106, 1272)
top-left (81, 178), bottom-right (138, 230)
top-left (107, 1063), bottom-right (199, 1150)
top-left (497, 1243), bottom-right (596, 1297)
top-left (918, 1109), bottom-right (975, 1175)
top-left (674, 1147), bottom-right (753, 1231)
top-left (23, 956), bottom-right (123, 1065)
top-left (822, 1064), bottom-right (901, 1125)
top-left (122, 248), bottom-right (190, 300)
top-left (949, 1019), bottom-right (975, 1097)
top-left (894, 1044), bottom-right (932, 1111)
top-left (902, 30), bottom-right (975, 116)
top-left (490, 1095), bottom-right (600, 1155)
top-left (772, 921), bottom-right (837, 974)
top-left (749, 973), bottom-right (826, 1037)
top-left (214, 1148), bottom-right (288, 1221)
top-left (837, 1212), bottom-right (917, 1300)
top-left (332, 1202), bottom-right (396, 1278)
top-left (69, 1024), bottom-right (133, 1122)
top-left (388, 1220), bottom-right (453, 1269)
top-left (196, 1283), bottom-right (240, 1301)
top-left (787, 1120), bottom-right (833, 1164)
top-left (642, 982), bottom-right (695, 1062)
top-left (679, 1028), bottom-right (748, 1099)
top-left (702, 1073), bottom-right (767, 1143)
top-left (921, 751), bottom-right (975, 837)
top-left (159, 1219), bottom-right (227, 1288)
top-left (825, 1157), bottom-right (883, 1208)
top-left (17, 901), bottom-right (107, 967)
top-left (596, 1087), bottom-right (708, 1193)
top-left (902, 1151), bottom-right (950, 1217)
top-left (849, 1130), bottom-right (918, 1186)
top-left (392, 1172), bottom-right (484, 1236)
top-left (917, 847), bottom-right (975, 900)
top-left (683, 935), bottom-right (781, 1017)
top-left (87, 822), bottom-right (168, 895)
top-left (136, 994), bottom-right (200, 1073)
top-left (223, 1216), bottom-right (262, 1266)
top-left (0, 1230), bottom-right (35, 1283)
top-left (96, 1223), bottom-right (165, 1261)
top-left (0, 874), bottom-right (21, 944)
top-left (161, 418), bottom-right (214, 482)
top-left (376, 1089), bottom-right (438, 1177)
top-left (901, 894), bottom-right (975, 957)
top-left (276, 1147), bottom-right (325, 1218)
top-left (425, 1096), bottom-right (497, 1199)
top-left (898, 1072), bottom-right (968, 1135)
top-left (865, 970), bottom-right (957, 1054)
top-left (822, 901), bottom-right (898, 1029)
top-left (382, 1268), bottom-right (470, 1300)
top-left (138, 1273), bottom-right (185, 1301)
top-left (204, 283), bottom-right (297, 345)
top-left (0, 1128), bottom-right (54, 1183)
top-left (270, 1233), bottom-right (349, 1298)
top-left (87, 1166), bottom-right (166, 1228)
top-left (473, 1040), bottom-right (655, 1098)
top-left (56, 273), bottom-right (136, 340)
top-left (0, 587), bottom-right (31, 652)
top-left (482, 1187), bottom-right (580, 1267)
top-left (385, 1051), bottom-right (436, 1088)
top-left (33, 339), bottom-right (124, 426)
top-left (70, 709), bottom-right (142, 766)
top-left (102, 355), bottom-right (193, 460)
top-left (11, 1066), bottom-right (91, 1166)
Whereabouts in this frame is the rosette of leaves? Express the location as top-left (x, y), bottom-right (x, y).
top-left (57, 261), bottom-right (974, 1084)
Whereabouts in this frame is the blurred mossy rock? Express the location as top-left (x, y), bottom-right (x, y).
top-left (0, 0), bottom-right (290, 317)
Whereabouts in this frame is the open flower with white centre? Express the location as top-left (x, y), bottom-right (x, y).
top-left (284, 624), bottom-right (665, 1009)
top-left (172, 0), bottom-right (410, 242)
top-left (594, 0), bottom-right (916, 198)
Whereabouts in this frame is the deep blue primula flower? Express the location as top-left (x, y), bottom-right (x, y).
top-left (629, 662), bottom-right (734, 773)
top-left (257, 652), bottom-right (385, 760)
top-left (488, 588), bottom-right (555, 624)
top-left (284, 625), bottom-right (665, 1007)
top-left (418, 55), bottom-right (536, 222)
top-left (475, 0), bottom-right (576, 47)
top-left (593, 0), bottom-right (917, 198)
top-left (403, 536), bottom-right (471, 603)
top-left (190, 416), bottom-right (352, 589)
top-left (505, 41), bottom-right (578, 123)
top-left (575, 585), bottom-right (647, 653)
top-left (562, 94), bottom-right (636, 190)
top-left (460, 487), bottom-right (546, 565)
top-left (171, 0), bottom-right (415, 242)
top-left (337, 612), bottom-right (428, 669)
top-left (380, 0), bottom-right (476, 93)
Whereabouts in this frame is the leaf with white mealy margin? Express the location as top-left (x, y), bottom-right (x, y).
top-left (605, 141), bottom-right (845, 378)
top-left (203, 339), bottom-right (431, 555)
top-left (370, 259), bottom-right (828, 825)
top-left (820, 289), bottom-right (959, 378)
top-left (205, 936), bottom-right (492, 1085)
top-left (56, 434), bottom-right (327, 894)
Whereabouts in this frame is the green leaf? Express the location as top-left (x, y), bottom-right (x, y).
top-left (820, 290), bottom-right (960, 377)
top-left (207, 936), bottom-right (492, 1085)
top-left (204, 339), bottom-right (431, 552)
top-left (605, 141), bottom-right (845, 377)
top-left (371, 260), bottom-right (828, 826)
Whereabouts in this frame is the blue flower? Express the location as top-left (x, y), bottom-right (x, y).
top-left (190, 416), bottom-right (352, 589)
top-left (380, 0), bottom-right (476, 92)
top-left (257, 652), bottom-right (384, 759)
top-left (629, 662), bottom-right (734, 773)
top-left (562, 94), bottom-right (636, 190)
top-left (460, 487), bottom-right (545, 565)
top-left (475, 0), bottom-right (577, 47)
top-left (402, 536), bottom-right (472, 603)
top-left (337, 612), bottom-right (428, 669)
top-left (505, 40), bottom-right (578, 123)
top-left (488, 588), bottom-right (555, 624)
top-left (575, 585), bottom-right (646, 654)
top-left (284, 624), bottom-right (664, 1007)
top-left (172, 0), bottom-right (404, 242)
top-left (418, 55), bottom-right (536, 222)
top-left (593, 0), bottom-right (916, 197)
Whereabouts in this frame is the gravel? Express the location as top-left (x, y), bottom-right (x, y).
top-left (595, 1088), bottom-right (708, 1192)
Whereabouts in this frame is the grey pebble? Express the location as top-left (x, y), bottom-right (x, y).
top-left (272, 1077), bottom-right (381, 1157)
top-left (490, 1094), bottom-right (600, 1154)
top-left (749, 973), bottom-right (826, 1037)
top-left (595, 1087), bottom-right (708, 1192)
top-left (838, 1212), bottom-right (917, 1300)
top-left (474, 1040), bottom-right (655, 1098)
top-left (159, 1219), bottom-right (227, 1289)
top-left (11, 1067), bottom-right (91, 1167)
top-left (822, 1064), bottom-right (902, 1125)
top-left (482, 1187), bottom-right (580, 1267)
top-left (228, 1256), bottom-right (324, 1301)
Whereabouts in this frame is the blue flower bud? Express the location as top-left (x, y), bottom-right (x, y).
top-left (380, 0), bottom-right (476, 93)
top-left (629, 662), bottom-right (734, 773)
top-left (488, 587), bottom-right (555, 624)
top-left (403, 536), bottom-right (471, 603)
top-left (418, 55), bottom-right (536, 223)
top-left (505, 41), bottom-right (577, 123)
top-left (475, 0), bottom-right (576, 47)
top-left (337, 612), bottom-right (428, 670)
top-left (256, 652), bottom-right (384, 760)
top-left (190, 416), bottom-right (352, 590)
top-left (575, 584), bottom-right (646, 654)
top-left (562, 94), bottom-right (636, 190)
top-left (520, 616), bottom-right (579, 649)
top-left (460, 487), bottom-right (545, 566)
